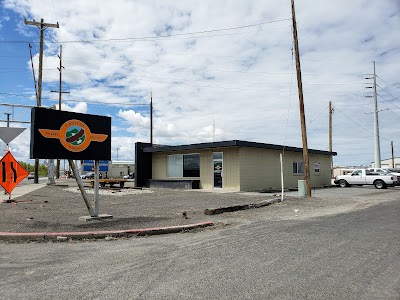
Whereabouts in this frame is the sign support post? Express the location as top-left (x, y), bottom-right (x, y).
top-left (69, 159), bottom-right (95, 217)
top-left (94, 160), bottom-right (100, 216)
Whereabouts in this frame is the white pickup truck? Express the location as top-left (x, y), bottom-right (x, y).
top-left (334, 169), bottom-right (400, 189)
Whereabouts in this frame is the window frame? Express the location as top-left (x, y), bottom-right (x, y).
top-left (167, 153), bottom-right (200, 178)
top-left (293, 161), bottom-right (304, 175)
top-left (314, 162), bottom-right (321, 174)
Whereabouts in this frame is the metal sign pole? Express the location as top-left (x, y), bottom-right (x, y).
top-left (69, 159), bottom-right (95, 216)
top-left (94, 160), bottom-right (100, 217)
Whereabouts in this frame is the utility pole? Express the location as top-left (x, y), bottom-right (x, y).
top-left (116, 148), bottom-right (120, 161)
top-left (51, 45), bottom-right (69, 179)
top-left (291, 0), bottom-right (311, 197)
top-left (329, 101), bottom-right (333, 153)
top-left (391, 141), bottom-right (394, 168)
top-left (150, 90), bottom-right (153, 144)
top-left (4, 113), bottom-right (11, 150)
top-left (365, 62), bottom-right (384, 168)
top-left (373, 61), bottom-right (381, 168)
top-left (329, 101), bottom-right (333, 177)
top-left (25, 18), bottom-right (59, 184)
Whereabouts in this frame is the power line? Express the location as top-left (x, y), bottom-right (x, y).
top-left (335, 107), bottom-right (400, 144)
top-left (376, 75), bottom-right (400, 96)
top-left (0, 18), bottom-right (291, 45)
top-left (0, 92), bottom-right (149, 106)
top-left (309, 105), bottom-right (329, 124)
top-left (377, 94), bottom-right (400, 110)
top-left (376, 84), bottom-right (399, 101)
top-left (62, 67), bottom-right (365, 86)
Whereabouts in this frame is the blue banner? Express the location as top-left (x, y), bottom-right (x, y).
top-left (83, 160), bottom-right (109, 172)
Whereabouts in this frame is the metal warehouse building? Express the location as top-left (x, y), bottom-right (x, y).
top-left (135, 140), bottom-right (336, 192)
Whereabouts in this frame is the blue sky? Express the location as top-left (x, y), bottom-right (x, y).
top-left (0, 0), bottom-right (399, 166)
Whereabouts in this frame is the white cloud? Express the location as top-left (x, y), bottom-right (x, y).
top-left (61, 102), bottom-right (88, 113)
top-left (2, 0), bottom-right (400, 166)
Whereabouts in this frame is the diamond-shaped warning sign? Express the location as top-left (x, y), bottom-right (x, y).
top-left (0, 151), bottom-right (29, 194)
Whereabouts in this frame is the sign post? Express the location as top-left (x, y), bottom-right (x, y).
top-left (94, 160), bottom-right (100, 216)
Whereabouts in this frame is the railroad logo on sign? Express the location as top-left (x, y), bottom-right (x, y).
top-left (39, 119), bottom-right (108, 152)
top-left (0, 151), bottom-right (29, 194)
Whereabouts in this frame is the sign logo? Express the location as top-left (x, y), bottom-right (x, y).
top-left (39, 119), bottom-right (108, 152)
top-left (0, 151), bottom-right (29, 194)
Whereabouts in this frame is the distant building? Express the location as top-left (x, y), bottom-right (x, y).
top-left (80, 160), bottom-right (134, 178)
top-left (109, 161), bottom-right (135, 178)
top-left (371, 157), bottom-right (400, 169)
top-left (135, 140), bottom-right (336, 191)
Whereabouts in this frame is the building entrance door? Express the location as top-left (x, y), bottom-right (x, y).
top-left (213, 152), bottom-right (223, 189)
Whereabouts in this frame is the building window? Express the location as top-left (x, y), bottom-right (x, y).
top-left (183, 154), bottom-right (200, 177)
top-left (314, 163), bottom-right (320, 173)
top-left (167, 154), bottom-right (200, 178)
top-left (293, 161), bottom-right (304, 174)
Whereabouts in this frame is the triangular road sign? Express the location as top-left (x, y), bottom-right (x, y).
top-left (0, 151), bottom-right (29, 194)
top-left (0, 127), bottom-right (26, 144)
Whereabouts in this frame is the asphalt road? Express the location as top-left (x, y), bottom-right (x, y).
top-left (1, 195), bottom-right (399, 299)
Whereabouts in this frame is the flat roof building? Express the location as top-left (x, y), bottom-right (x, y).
top-left (135, 140), bottom-right (336, 192)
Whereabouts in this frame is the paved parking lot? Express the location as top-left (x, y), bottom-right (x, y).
top-left (0, 178), bottom-right (399, 234)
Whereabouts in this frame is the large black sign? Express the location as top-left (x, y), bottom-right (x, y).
top-left (30, 107), bottom-right (111, 160)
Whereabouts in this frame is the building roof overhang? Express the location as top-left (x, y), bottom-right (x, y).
top-left (143, 140), bottom-right (337, 156)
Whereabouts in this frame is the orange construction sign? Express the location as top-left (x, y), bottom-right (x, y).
top-left (0, 151), bottom-right (29, 194)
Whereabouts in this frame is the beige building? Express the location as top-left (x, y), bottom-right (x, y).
top-left (135, 140), bottom-right (336, 192)
top-left (371, 157), bottom-right (400, 169)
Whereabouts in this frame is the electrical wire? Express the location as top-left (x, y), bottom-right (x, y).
top-left (335, 107), bottom-right (400, 144)
top-left (376, 75), bottom-right (400, 95)
top-left (377, 94), bottom-right (400, 110)
top-left (309, 106), bottom-right (329, 124)
top-left (0, 18), bottom-right (291, 44)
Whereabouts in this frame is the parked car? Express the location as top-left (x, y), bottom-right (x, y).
top-left (367, 168), bottom-right (400, 176)
top-left (81, 172), bottom-right (102, 179)
top-left (334, 169), bottom-right (400, 189)
top-left (123, 173), bottom-right (134, 179)
top-left (27, 172), bottom-right (34, 180)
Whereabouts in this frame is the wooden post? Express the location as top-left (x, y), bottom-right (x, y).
top-left (291, 0), bottom-right (311, 197)
top-left (24, 18), bottom-right (59, 184)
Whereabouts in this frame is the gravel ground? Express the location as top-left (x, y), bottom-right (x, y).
top-left (0, 179), bottom-right (399, 233)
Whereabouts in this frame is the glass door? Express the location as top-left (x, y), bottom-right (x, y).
top-left (213, 152), bottom-right (223, 188)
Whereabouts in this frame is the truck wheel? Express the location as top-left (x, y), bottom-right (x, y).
top-left (339, 179), bottom-right (348, 188)
top-left (374, 180), bottom-right (386, 189)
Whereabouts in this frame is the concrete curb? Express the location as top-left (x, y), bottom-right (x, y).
top-left (0, 221), bottom-right (214, 242)
top-left (204, 198), bottom-right (281, 215)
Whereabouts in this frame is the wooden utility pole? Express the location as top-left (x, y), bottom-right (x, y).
top-left (51, 45), bottom-right (69, 178)
top-left (25, 18), bottom-right (59, 184)
top-left (150, 90), bottom-right (153, 144)
top-left (24, 19), bottom-right (59, 106)
top-left (329, 101), bottom-right (333, 177)
top-left (329, 101), bottom-right (332, 153)
top-left (291, 0), bottom-right (311, 197)
top-left (391, 141), bottom-right (395, 168)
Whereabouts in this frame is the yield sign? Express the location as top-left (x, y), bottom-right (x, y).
top-left (0, 151), bottom-right (29, 194)
top-left (0, 127), bottom-right (26, 144)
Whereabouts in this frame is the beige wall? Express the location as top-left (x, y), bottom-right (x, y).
top-left (152, 148), bottom-right (240, 190)
top-left (239, 148), bottom-right (332, 191)
top-left (152, 150), bottom-right (213, 189)
top-left (152, 147), bottom-right (332, 191)
top-left (239, 148), bottom-right (281, 191)
top-left (217, 148), bottom-right (240, 191)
